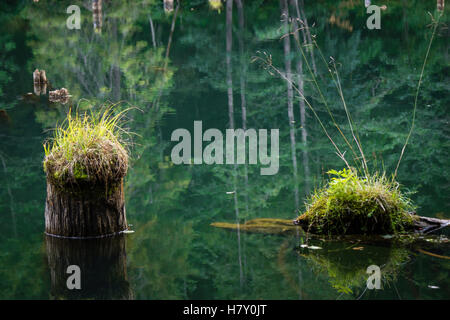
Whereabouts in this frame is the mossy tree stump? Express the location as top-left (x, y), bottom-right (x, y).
top-left (43, 109), bottom-right (129, 238)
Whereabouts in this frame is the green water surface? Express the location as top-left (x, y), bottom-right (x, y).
top-left (0, 0), bottom-right (448, 299)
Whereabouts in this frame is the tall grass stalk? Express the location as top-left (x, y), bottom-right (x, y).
top-left (256, 9), bottom-right (442, 179)
top-left (290, 26), bottom-right (368, 176)
top-left (394, 11), bottom-right (443, 178)
top-left (253, 51), bottom-right (351, 170)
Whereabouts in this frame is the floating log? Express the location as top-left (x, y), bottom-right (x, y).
top-left (412, 215), bottom-right (450, 234)
top-left (294, 212), bottom-right (450, 235)
top-left (45, 234), bottom-right (133, 299)
top-left (212, 218), bottom-right (302, 236)
top-left (213, 215), bottom-right (450, 237)
top-left (49, 88), bottom-right (70, 104)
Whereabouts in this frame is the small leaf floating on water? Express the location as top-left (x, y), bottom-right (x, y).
top-left (428, 285), bottom-right (439, 289)
top-left (300, 244), bottom-right (322, 250)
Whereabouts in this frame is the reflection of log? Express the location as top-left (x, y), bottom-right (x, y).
top-left (45, 234), bottom-right (133, 300)
top-left (45, 180), bottom-right (128, 238)
top-left (49, 88), bottom-right (70, 104)
top-left (34, 82), bottom-right (47, 96)
top-left (33, 69), bottom-right (48, 96)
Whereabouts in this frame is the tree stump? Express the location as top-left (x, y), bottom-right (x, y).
top-left (43, 109), bottom-right (129, 238)
top-left (44, 180), bottom-right (128, 238)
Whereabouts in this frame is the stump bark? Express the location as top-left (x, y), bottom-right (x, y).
top-left (44, 179), bottom-right (128, 238)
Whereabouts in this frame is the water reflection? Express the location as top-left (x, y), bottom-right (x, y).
top-left (45, 235), bottom-right (133, 300)
top-left (0, 0), bottom-right (448, 300)
top-left (297, 241), bottom-right (410, 296)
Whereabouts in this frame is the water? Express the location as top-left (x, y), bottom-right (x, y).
top-left (0, 0), bottom-right (449, 299)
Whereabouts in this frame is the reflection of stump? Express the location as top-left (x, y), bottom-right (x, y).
top-left (49, 88), bottom-right (70, 104)
top-left (45, 234), bottom-right (133, 300)
top-left (45, 180), bottom-right (128, 238)
top-left (34, 82), bottom-right (47, 96)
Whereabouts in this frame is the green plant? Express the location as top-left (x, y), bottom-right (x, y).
top-left (43, 105), bottom-right (131, 187)
top-left (295, 169), bottom-right (417, 235)
top-left (254, 10), bottom-right (443, 178)
top-left (253, 9), bottom-right (444, 234)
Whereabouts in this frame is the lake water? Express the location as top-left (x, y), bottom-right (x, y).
top-left (0, 0), bottom-right (449, 299)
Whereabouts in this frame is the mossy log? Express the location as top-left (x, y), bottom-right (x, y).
top-left (45, 234), bottom-right (133, 300)
top-left (44, 180), bottom-right (128, 238)
top-left (294, 213), bottom-right (450, 235)
top-left (212, 215), bottom-right (450, 237)
top-left (211, 218), bottom-right (302, 235)
top-left (49, 88), bottom-right (70, 104)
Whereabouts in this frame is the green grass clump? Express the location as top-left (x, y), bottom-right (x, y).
top-left (43, 108), bottom-right (129, 188)
top-left (294, 169), bottom-right (417, 235)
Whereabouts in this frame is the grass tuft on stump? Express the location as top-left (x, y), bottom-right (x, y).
top-left (43, 108), bottom-right (129, 188)
top-left (294, 169), bottom-right (417, 235)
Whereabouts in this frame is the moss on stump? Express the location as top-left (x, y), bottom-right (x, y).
top-left (43, 109), bottom-right (129, 238)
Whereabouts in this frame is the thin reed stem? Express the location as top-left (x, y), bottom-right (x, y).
top-left (394, 11), bottom-right (442, 178)
top-left (289, 22), bottom-right (365, 174)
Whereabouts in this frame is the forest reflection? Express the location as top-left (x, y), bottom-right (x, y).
top-left (0, 0), bottom-right (448, 299)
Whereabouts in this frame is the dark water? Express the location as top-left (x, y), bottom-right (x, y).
top-left (0, 0), bottom-right (449, 299)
